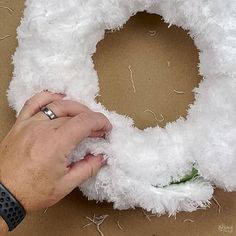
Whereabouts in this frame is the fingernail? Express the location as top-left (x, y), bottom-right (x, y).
top-left (105, 123), bottom-right (113, 132)
top-left (67, 162), bottom-right (75, 169)
top-left (99, 133), bottom-right (106, 139)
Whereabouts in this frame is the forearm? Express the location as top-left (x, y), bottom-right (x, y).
top-left (0, 217), bottom-right (8, 236)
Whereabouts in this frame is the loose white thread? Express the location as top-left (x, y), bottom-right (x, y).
top-left (173, 89), bottom-right (185, 94)
top-left (183, 219), bottom-right (194, 223)
top-left (0, 35), bottom-right (11, 41)
top-left (142, 210), bottom-right (156, 221)
top-left (144, 109), bottom-right (164, 123)
top-left (148, 30), bottom-right (157, 37)
top-left (43, 208), bottom-right (48, 214)
top-left (128, 65), bottom-right (136, 93)
top-left (117, 221), bottom-right (123, 230)
top-left (83, 214), bottom-right (109, 236)
top-left (0, 6), bottom-right (14, 13)
top-left (212, 196), bottom-right (221, 214)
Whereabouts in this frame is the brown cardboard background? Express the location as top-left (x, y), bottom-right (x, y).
top-left (94, 12), bottom-right (201, 129)
top-left (0, 1), bottom-right (235, 235)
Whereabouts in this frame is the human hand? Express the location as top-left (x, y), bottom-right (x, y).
top-left (0, 91), bottom-right (112, 213)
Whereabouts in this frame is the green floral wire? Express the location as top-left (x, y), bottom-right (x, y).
top-left (171, 167), bottom-right (199, 185)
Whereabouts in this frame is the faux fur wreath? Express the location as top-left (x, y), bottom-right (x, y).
top-left (8, 0), bottom-right (236, 215)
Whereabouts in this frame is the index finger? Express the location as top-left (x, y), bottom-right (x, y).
top-left (56, 111), bottom-right (112, 151)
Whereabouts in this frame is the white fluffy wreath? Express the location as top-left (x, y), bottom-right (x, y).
top-left (8, 0), bottom-right (236, 215)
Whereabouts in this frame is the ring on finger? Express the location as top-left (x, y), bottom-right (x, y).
top-left (40, 106), bottom-right (58, 120)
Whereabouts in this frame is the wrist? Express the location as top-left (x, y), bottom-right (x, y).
top-left (0, 182), bottom-right (26, 231)
top-left (0, 217), bottom-right (8, 235)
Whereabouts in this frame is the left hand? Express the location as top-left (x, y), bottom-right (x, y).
top-left (0, 91), bottom-right (112, 214)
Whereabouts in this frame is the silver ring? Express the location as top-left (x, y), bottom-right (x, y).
top-left (40, 107), bottom-right (57, 120)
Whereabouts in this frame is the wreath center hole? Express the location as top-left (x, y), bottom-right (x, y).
top-left (94, 12), bottom-right (202, 129)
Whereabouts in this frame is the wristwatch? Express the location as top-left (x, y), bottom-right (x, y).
top-left (0, 183), bottom-right (26, 231)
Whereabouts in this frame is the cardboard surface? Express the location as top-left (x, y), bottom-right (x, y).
top-left (94, 12), bottom-right (201, 129)
top-left (0, 1), bottom-right (235, 235)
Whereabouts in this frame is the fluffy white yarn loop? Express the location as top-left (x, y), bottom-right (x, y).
top-left (8, 0), bottom-right (236, 214)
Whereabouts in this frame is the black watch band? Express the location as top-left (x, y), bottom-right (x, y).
top-left (0, 183), bottom-right (26, 231)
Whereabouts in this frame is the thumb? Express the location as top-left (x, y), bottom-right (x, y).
top-left (62, 154), bottom-right (106, 188)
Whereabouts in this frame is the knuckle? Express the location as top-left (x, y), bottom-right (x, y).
top-left (75, 112), bottom-right (90, 124)
top-left (27, 121), bottom-right (50, 135)
top-left (94, 112), bottom-right (106, 120)
top-left (39, 90), bottom-right (56, 99)
top-left (84, 160), bottom-right (95, 178)
top-left (29, 123), bottom-right (43, 134)
top-left (23, 97), bottom-right (41, 112)
top-left (38, 91), bottom-right (47, 97)
top-left (94, 112), bottom-right (109, 126)
top-left (51, 99), bottom-right (64, 108)
top-left (41, 90), bottom-right (50, 95)
top-left (24, 98), bottom-right (34, 108)
top-left (90, 166), bottom-right (94, 178)
top-left (79, 103), bottom-right (90, 111)
top-left (49, 100), bottom-right (64, 114)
